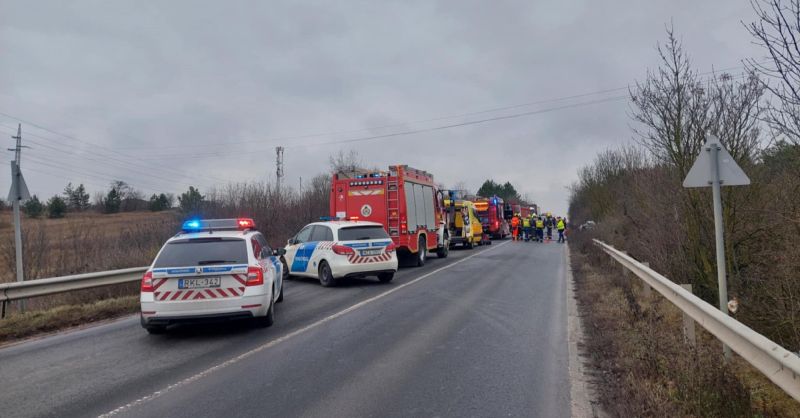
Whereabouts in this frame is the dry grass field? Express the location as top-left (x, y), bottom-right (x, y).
top-left (0, 210), bottom-right (179, 283)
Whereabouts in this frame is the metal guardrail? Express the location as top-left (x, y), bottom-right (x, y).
top-left (593, 239), bottom-right (800, 402)
top-left (0, 267), bottom-right (147, 316)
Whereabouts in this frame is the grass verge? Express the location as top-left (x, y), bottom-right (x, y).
top-left (0, 295), bottom-right (138, 345)
top-left (570, 231), bottom-right (799, 417)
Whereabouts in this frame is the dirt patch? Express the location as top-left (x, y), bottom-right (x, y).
top-left (0, 295), bottom-right (138, 345)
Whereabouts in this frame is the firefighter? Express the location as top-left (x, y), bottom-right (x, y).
top-left (511, 214), bottom-right (520, 241)
top-left (522, 214), bottom-right (531, 241)
top-left (545, 216), bottom-right (553, 240)
top-left (535, 216), bottom-right (545, 242)
top-left (557, 216), bottom-right (566, 243)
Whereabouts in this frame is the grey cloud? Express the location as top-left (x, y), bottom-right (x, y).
top-left (0, 0), bottom-right (764, 214)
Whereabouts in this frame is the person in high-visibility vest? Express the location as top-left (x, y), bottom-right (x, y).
top-left (535, 217), bottom-right (545, 242)
top-left (557, 217), bottom-right (566, 243)
top-left (510, 214), bottom-right (520, 241)
top-left (522, 215), bottom-right (531, 241)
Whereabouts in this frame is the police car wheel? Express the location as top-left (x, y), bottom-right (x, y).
top-left (145, 325), bottom-right (167, 335)
top-left (276, 280), bottom-right (284, 303)
top-left (378, 272), bottom-right (394, 283)
top-left (319, 261), bottom-right (335, 287)
top-left (255, 296), bottom-right (275, 328)
top-left (281, 259), bottom-right (290, 281)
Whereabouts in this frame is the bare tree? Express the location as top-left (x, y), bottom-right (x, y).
top-left (629, 24), bottom-right (711, 176)
top-left (707, 72), bottom-right (765, 160)
top-left (745, 0), bottom-right (800, 143)
top-left (329, 149), bottom-right (363, 173)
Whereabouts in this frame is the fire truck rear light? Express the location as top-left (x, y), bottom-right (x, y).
top-left (141, 271), bottom-right (154, 292)
top-left (332, 244), bottom-right (355, 255)
top-left (349, 216), bottom-right (359, 221)
top-left (246, 266), bottom-right (264, 286)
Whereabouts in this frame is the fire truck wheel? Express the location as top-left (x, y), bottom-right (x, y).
top-left (318, 261), bottom-right (335, 287)
top-left (436, 243), bottom-right (449, 258)
top-left (416, 237), bottom-right (427, 267)
top-left (378, 272), bottom-right (394, 283)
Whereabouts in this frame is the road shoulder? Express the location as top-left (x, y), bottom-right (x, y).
top-left (566, 244), bottom-right (601, 418)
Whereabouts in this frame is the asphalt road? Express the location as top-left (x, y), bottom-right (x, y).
top-left (0, 240), bottom-right (570, 418)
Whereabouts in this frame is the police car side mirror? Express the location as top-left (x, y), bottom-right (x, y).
top-left (288, 238), bottom-right (296, 245)
top-left (273, 248), bottom-right (286, 256)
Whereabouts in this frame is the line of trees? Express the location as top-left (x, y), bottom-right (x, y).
top-left (19, 181), bottom-right (181, 219)
top-left (569, 8), bottom-right (800, 351)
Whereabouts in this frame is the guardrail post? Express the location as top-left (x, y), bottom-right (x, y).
top-left (1, 300), bottom-right (5, 319)
top-left (641, 262), bottom-right (652, 299)
top-left (680, 284), bottom-right (696, 346)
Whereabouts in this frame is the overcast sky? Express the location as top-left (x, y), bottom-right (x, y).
top-left (0, 0), bottom-right (764, 215)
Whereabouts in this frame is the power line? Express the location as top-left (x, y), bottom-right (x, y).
top-left (108, 61), bottom-right (763, 153)
top-left (131, 94), bottom-right (629, 161)
top-left (0, 118), bottom-right (231, 186)
top-left (29, 156), bottom-right (180, 192)
top-left (0, 123), bottom-right (222, 190)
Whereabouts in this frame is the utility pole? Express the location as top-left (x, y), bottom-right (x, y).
top-left (275, 146), bottom-right (284, 194)
top-left (7, 124), bottom-right (30, 313)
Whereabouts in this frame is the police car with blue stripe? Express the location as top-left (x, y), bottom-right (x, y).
top-left (284, 219), bottom-right (398, 287)
top-left (140, 218), bottom-right (285, 334)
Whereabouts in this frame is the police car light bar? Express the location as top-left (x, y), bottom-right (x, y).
top-left (181, 218), bottom-right (256, 232)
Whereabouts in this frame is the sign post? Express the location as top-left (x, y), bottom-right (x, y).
top-left (7, 124), bottom-right (30, 312)
top-left (683, 134), bottom-right (750, 361)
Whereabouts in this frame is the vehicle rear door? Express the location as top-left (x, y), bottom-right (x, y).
top-left (150, 237), bottom-right (250, 302)
top-left (337, 225), bottom-right (394, 264)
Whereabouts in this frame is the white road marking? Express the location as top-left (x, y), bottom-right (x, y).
top-left (99, 241), bottom-right (510, 417)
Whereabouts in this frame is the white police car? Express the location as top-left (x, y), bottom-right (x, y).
top-left (140, 218), bottom-right (285, 334)
top-left (284, 220), bottom-right (398, 287)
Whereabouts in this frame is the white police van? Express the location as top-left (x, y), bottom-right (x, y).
top-left (284, 219), bottom-right (398, 287)
top-left (140, 218), bottom-right (285, 334)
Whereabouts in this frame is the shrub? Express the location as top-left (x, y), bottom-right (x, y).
top-left (46, 196), bottom-right (67, 219)
top-left (23, 195), bottom-right (44, 218)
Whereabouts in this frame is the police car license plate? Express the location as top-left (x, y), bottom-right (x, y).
top-left (360, 249), bottom-right (382, 256)
top-left (178, 277), bottom-right (221, 289)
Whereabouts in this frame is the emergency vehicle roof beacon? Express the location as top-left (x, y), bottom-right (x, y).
top-left (140, 218), bottom-right (285, 334)
top-left (284, 219), bottom-right (398, 287)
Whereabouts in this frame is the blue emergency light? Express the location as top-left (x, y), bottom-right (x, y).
top-left (182, 219), bottom-right (202, 231)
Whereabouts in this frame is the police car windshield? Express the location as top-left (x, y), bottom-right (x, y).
top-left (337, 225), bottom-right (390, 241)
top-left (154, 238), bottom-right (248, 268)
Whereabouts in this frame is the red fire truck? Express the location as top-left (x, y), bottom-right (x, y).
top-left (330, 165), bottom-right (449, 266)
top-left (471, 195), bottom-right (509, 239)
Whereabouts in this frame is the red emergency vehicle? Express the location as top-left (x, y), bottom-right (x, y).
top-left (330, 165), bottom-right (449, 266)
top-left (472, 195), bottom-right (509, 239)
